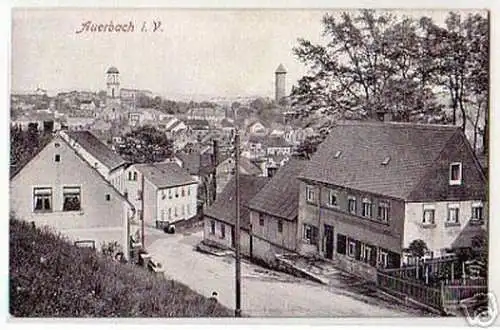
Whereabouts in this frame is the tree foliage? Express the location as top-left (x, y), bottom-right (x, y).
top-left (116, 126), bottom-right (173, 163)
top-left (291, 10), bottom-right (488, 153)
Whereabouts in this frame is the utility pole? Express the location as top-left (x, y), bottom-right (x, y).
top-left (234, 129), bottom-right (242, 317)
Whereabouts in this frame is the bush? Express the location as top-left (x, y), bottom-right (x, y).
top-left (9, 218), bottom-right (232, 317)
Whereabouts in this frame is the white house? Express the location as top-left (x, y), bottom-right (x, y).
top-left (10, 134), bottom-right (136, 258)
top-left (123, 162), bottom-right (198, 227)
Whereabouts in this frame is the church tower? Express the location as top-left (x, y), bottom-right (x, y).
top-left (106, 66), bottom-right (120, 101)
top-left (104, 66), bottom-right (121, 121)
top-left (275, 63), bottom-right (287, 102)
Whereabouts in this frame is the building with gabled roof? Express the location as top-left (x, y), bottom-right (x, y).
top-left (10, 134), bottom-right (136, 259)
top-left (247, 159), bottom-right (306, 262)
top-left (202, 175), bottom-right (269, 256)
top-left (60, 130), bottom-right (128, 194)
top-left (123, 162), bottom-right (198, 227)
top-left (297, 121), bottom-right (487, 280)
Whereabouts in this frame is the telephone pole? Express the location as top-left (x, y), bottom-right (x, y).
top-left (234, 129), bottom-right (242, 317)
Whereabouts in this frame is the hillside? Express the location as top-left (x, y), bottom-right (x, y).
top-left (9, 219), bottom-right (232, 317)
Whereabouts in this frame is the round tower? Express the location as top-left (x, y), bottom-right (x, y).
top-left (106, 66), bottom-right (120, 99)
top-left (275, 64), bottom-right (287, 102)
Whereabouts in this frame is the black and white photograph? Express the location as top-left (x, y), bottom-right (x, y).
top-left (5, 2), bottom-right (495, 326)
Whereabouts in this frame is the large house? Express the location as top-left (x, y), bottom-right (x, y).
top-left (296, 121), bottom-right (487, 280)
top-left (10, 134), bottom-right (136, 258)
top-left (247, 159), bottom-right (306, 263)
top-left (59, 130), bottom-right (128, 194)
top-left (123, 162), bottom-right (198, 228)
top-left (202, 175), bottom-right (269, 257)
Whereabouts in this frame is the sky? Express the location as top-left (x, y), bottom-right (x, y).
top-left (11, 8), bottom-right (484, 99)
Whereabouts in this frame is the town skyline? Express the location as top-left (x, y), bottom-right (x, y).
top-left (11, 8), bottom-right (479, 100)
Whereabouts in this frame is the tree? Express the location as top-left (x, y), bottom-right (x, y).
top-left (290, 10), bottom-right (488, 140)
top-left (116, 126), bottom-right (173, 163)
top-left (291, 10), bottom-right (447, 123)
top-left (404, 239), bottom-right (429, 280)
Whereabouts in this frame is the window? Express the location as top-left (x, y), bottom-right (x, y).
top-left (378, 250), bottom-right (388, 268)
top-left (210, 220), bottom-right (215, 234)
top-left (449, 162), bottom-right (462, 185)
top-left (348, 196), bottom-right (356, 214)
top-left (63, 186), bottom-right (81, 211)
top-left (105, 194), bottom-right (111, 201)
top-left (33, 187), bottom-right (52, 212)
top-left (362, 198), bottom-right (372, 218)
top-left (187, 204), bottom-right (190, 215)
top-left (377, 201), bottom-right (390, 222)
top-left (423, 205), bottom-right (435, 225)
top-left (137, 190), bottom-right (142, 201)
top-left (181, 205), bottom-right (185, 216)
top-left (336, 234), bottom-right (347, 255)
top-left (220, 223), bottom-right (226, 239)
top-left (447, 204), bottom-right (460, 224)
top-left (55, 154), bottom-right (60, 162)
top-left (306, 185), bottom-right (315, 203)
top-left (472, 202), bottom-right (484, 222)
top-left (168, 189), bottom-right (172, 199)
top-left (187, 187), bottom-right (190, 196)
top-left (161, 191), bottom-right (166, 200)
top-left (128, 172), bottom-right (132, 181)
top-left (303, 224), bottom-right (318, 244)
top-left (133, 172), bottom-right (138, 181)
top-left (361, 244), bottom-right (372, 264)
top-left (175, 188), bottom-right (179, 198)
top-left (328, 190), bottom-right (337, 207)
top-left (278, 220), bottom-right (283, 233)
top-left (347, 239), bottom-right (357, 257)
top-left (168, 208), bottom-right (172, 219)
top-left (174, 207), bottom-right (178, 217)
top-left (181, 188), bottom-right (185, 197)
top-left (259, 213), bottom-right (265, 226)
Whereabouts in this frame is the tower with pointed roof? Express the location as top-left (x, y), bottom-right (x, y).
top-left (104, 66), bottom-right (122, 120)
top-left (106, 66), bottom-right (120, 100)
top-left (275, 64), bottom-right (287, 102)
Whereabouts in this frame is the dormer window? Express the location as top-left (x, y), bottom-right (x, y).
top-left (449, 162), bottom-right (462, 185)
top-left (381, 157), bottom-right (391, 165)
top-left (334, 151), bottom-right (342, 159)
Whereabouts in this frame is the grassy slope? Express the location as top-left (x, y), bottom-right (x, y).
top-left (9, 219), bottom-right (232, 317)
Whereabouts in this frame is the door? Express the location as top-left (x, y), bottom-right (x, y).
top-left (324, 225), bottom-right (334, 259)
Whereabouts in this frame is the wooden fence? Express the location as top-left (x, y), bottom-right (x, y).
top-left (376, 271), bottom-right (443, 311)
top-left (442, 285), bottom-right (488, 305)
top-left (377, 269), bottom-right (488, 313)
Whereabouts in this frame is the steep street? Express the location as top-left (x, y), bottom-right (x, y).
top-left (146, 229), bottom-right (426, 317)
